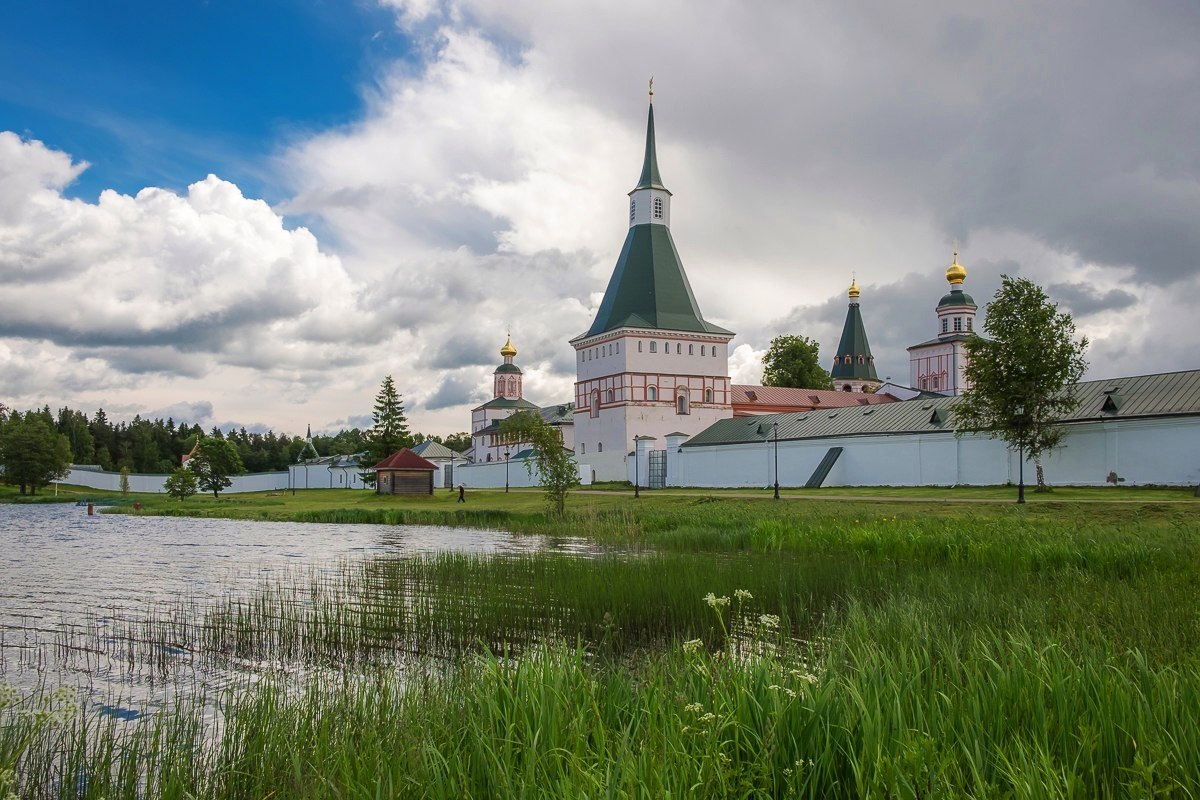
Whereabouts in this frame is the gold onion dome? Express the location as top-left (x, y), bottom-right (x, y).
top-left (500, 335), bottom-right (517, 358)
top-left (848, 276), bottom-right (861, 299)
top-left (946, 250), bottom-right (967, 286)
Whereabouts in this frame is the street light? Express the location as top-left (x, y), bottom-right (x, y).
top-left (504, 450), bottom-right (510, 493)
top-left (773, 421), bottom-right (780, 500)
top-left (633, 438), bottom-right (641, 498)
top-left (1015, 403), bottom-right (1026, 505)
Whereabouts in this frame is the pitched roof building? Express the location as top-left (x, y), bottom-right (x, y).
top-left (570, 87), bottom-right (735, 481)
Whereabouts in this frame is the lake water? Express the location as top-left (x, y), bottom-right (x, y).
top-left (0, 504), bottom-right (582, 716)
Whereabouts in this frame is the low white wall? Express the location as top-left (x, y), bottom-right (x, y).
top-left (667, 416), bottom-right (1200, 488)
top-left (455, 459), bottom-right (541, 489)
top-left (65, 468), bottom-right (290, 494)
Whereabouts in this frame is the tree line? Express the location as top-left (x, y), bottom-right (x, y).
top-left (0, 387), bottom-right (471, 495)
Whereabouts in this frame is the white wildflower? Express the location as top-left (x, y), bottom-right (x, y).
top-left (685, 703), bottom-right (703, 715)
top-left (734, 589), bottom-right (753, 602)
top-left (704, 593), bottom-right (730, 608)
top-left (758, 614), bottom-right (780, 629)
top-left (682, 638), bottom-right (704, 654)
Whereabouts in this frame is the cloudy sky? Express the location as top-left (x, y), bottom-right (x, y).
top-left (2, 1), bottom-right (1197, 437)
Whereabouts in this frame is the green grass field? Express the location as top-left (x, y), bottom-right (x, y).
top-left (3, 483), bottom-right (1199, 796)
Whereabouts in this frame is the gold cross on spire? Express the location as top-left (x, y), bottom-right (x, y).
top-left (649, 76), bottom-right (654, 103)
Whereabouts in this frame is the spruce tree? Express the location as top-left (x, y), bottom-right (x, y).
top-left (366, 375), bottom-right (412, 464)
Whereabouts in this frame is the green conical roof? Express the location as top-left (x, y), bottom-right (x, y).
top-left (830, 301), bottom-right (879, 381)
top-left (633, 102), bottom-right (668, 192)
top-left (583, 224), bottom-right (731, 338)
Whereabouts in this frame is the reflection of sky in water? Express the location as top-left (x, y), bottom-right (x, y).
top-left (0, 505), bottom-right (586, 716)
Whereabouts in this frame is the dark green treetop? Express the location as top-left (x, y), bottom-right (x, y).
top-left (761, 335), bottom-right (834, 390)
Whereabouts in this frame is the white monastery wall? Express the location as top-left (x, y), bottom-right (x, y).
top-left (65, 468), bottom-right (290, 494)
top-left (666, 416), bottom-right (1200, 488)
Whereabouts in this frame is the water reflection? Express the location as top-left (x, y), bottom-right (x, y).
top-left (0, 504), bottom-right (583, 712)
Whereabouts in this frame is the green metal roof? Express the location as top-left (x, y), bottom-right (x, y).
top-left (410, 440), bottom-right (467, 460)
top-left (633, 102), bottom-right (668, 192)
top-left (582, 224), bottom-right (732, 338)
top-left (907, 333), bottom-right (975, 350)
top-left (829, 301), bottom-right (879, 381)
top-left (494, 363), bottom-right (522, 374)
top-left (478, 397), bottom-right (539, 411)
top-left (682, 369), bottom-right (1200, 448)
top-left (539, 403), bottom-right (575, 426)
top-left (938, 288), bottom-right (976, 309)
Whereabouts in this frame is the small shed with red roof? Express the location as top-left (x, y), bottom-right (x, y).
top-left (374, 449), bottom-right (437, 495)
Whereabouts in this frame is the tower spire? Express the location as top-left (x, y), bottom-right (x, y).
top-left (635, 85), bottom-right (666, 191)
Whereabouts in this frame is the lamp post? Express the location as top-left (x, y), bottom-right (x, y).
top-left (504, 450), bottom-right (510, 493)
top-left (773, 421), bottom-right (780, 500)
top-left (1015, 403), bottom-right (1026, 505)
top-left (633, 439), bottom-right (640, 499)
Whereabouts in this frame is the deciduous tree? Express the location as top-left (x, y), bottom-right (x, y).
top-left (761, 335), bottom-right (834, 390)
top-left (0, 411), bottom-right (72, 495)
top-left (187, 436), bottom-right (245, 499)
top-left (163, 466), bottom-right (198, 500)
top-left (498, 412), bottom-right (578, 516)
top-left (955, 276), bottom-right (1089, 490)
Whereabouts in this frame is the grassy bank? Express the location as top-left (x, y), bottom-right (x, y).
top-left (4, 487), bottom-right (1200, 796)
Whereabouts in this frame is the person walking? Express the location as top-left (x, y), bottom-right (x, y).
top-left (457, 483), bottom-right (466, 503)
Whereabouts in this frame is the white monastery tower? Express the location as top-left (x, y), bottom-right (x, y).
top-left (907, 250), bottom-right (978, 395)
top-left (570, 87), bottom-right (735, 481)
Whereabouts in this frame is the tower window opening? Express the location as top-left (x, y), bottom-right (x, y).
top-left (857, 356), bottom-right (865, 364)
top-left (967, 318), bottom-right (973, 331)
top-left (701, 345), bottom-right (706, 356)
top-left (581, 443), bottom-right (586, 455)
top-left (638, 341), bottom-right (643, 352)
top-left (653, 197), bottom-right (663, 219)
top-left (676, 390), bottom-right (689, 415)
top-left (616, 342), bottom-right (620, 354)
top-left (676, 343), bottom-right (681, 354)
top-left (713, 347), bottom-right (717, 358)
top-left (629, 199), bottom-right (636, 223)
top-left (942, 319), bottom-right (949, 333)
top-left (649, 341), bottom-right (657, 353)
top-left (954, 317), bottom-right (963, 332)
top-left (663, 341), bottom-right (668, 354)
top-left (606, 389), bottom-right (614, 403)
top-left (598, 442), bottom-right (603, 453)
top-left (704, 388), bottom-right (713, 403)
top-left (689, 344), bottom-right (694, 355)
top-left (591, 390), bottom-right (600, 418)
top-left (648, 386), bottom-right (658, 401)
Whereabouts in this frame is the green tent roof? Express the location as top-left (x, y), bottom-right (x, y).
top-left (830, 301), bottom-right (879, 381)
top-left (582, 224), bottom-right (732, 338)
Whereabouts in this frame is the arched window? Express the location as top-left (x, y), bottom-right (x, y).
top-left (677, 390), bottom-right (690, 415)
top-left (857, 356), bottom-right (865, 364)
top-left (581, 442), bottom-right (586, 455)
top-left (638, 341), bottom-right (643, 352)
top-left (842, 385), bottom-right (852, 392)
top-left (629, 199), bottom-right (636, 223)
top-left (663, 341), bottom-right (669, 353)
top-left (598, 442), bottom-right (603, 453)
top-left (606, 389), bottom-right (614, 403)
top-left (920, 377), bottom-right (928, 390)
top-left (648, 386), bottom-right (658, 401)
top-left (704, 388), bottom-right (713, 403)
top-left (649, 341), bottom-right (657, 353)
top-left (701, 345), bottom-right (706, 356)
top-left (591, 389), bottom-right (600, 418)
top-left (844, 355), bottom-right (852, 364)
top-left (713, 347), bottom-right (718, 358)
top-left (676, 343), bottom-right (682, 354)
top-left (653, 197), bottom-right (663, 219)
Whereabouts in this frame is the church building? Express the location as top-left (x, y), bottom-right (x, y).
top-left (907, 250), bottom-right (978, 395)
top-left (570, 89), bottom-right (735, 481)
top-left (468, 335), bottom-right (541, 463)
